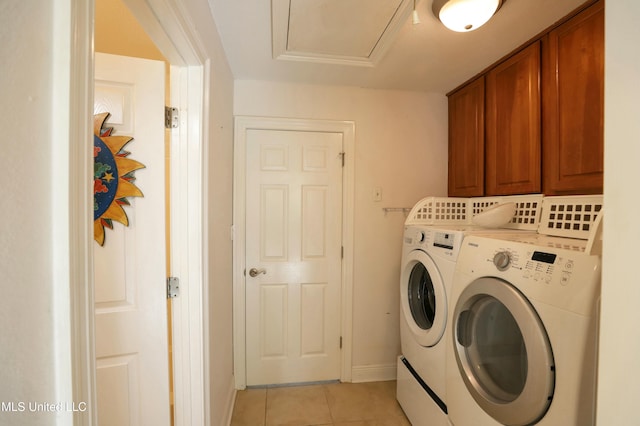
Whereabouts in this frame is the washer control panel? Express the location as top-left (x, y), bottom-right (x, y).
top-left (433, 231), bottom-right (455, 250)
top-left (403, 226), bottom-right (463, 260)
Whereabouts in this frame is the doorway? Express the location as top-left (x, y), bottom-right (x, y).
top-left (94, 2), bottom-right (173, 424)
top-left (91, 0), bottom-right (208, 424)
top-left (233, 116), bottom-right (356, 388)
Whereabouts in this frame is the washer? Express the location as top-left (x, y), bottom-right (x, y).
top-left (446, 233), bottom-right (601, 426)
top-left (398, 224), bottom-right (461, 426)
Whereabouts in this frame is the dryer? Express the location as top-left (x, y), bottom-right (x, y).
top-left (446, 233), bottom-right (601, 426)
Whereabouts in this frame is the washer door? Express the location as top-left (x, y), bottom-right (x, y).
top-left (400, 250), bottom-right (447, 347)
top-left (453, 277), bottom-right (555, 426)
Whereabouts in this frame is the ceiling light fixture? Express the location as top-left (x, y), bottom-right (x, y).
top-left (432, 0), bottom-right (502, 32)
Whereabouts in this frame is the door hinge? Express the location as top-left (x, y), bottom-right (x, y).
top-left (165, 106), bottom-right (179, 129)
top-left (339, 152), bottom-right (345, 167)
top-left (340, 336), bottom-right (343, 349)
top-left (341, 246), bottom-right (344, 259)
top-left (167, 277), bottom-right (180, 299)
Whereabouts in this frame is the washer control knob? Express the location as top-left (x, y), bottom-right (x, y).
top-left (493, 251), bottom-right (511, 271)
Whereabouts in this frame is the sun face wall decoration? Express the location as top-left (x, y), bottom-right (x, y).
top-left (93, 112), bottom-right (145, 246)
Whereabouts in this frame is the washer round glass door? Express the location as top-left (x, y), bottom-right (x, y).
top-left (453, 277), bottom-right (555, 426)
top-left (400, 250), bottom-right (446, 347)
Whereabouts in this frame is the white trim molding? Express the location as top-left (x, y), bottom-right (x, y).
top-left (351, 363), bottom-right (398, 383)
top-left (221, 376), bottom-right (238, 426)
top-left (64, 0), bottom-right (98, 423)
top-left (233, 116), bottom-right (356, 389)
top-left (169, 64), bottom-right (207, 426)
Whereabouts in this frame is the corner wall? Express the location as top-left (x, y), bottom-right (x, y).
top-left (598, 1), bottom-right (640, 423)
top-left (1, 0), bottom-right (81, 424)
top-left (234, 80), bottom-right (448, 378)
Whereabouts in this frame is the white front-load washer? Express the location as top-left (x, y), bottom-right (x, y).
top-left (446, 233), bottom-right (601, 426)
top-left (397, 224), bottom-right (463, 426)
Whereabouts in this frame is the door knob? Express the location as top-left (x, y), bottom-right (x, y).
top-left (248, 268), bottom-right (266, 277)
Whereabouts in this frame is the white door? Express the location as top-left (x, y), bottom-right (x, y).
top-left (93, 53), bottom-right (170, 426)
top-left (245, 129), bottom-right (344, 386)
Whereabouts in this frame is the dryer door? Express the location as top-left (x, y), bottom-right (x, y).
top-left (453, 277), bottom-right (555, 426)
top-left (400, 250), bottom-right (447, 347)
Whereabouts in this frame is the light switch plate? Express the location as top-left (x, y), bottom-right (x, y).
top-left (373, 187), bottom-right (382, 202)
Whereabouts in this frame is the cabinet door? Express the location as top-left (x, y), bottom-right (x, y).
top-left (448, 77), bottom-right (485, 197)
top-left (486, 42), bottom-right (541, 195)
top-left (542, 0), bottom-right (604, 194)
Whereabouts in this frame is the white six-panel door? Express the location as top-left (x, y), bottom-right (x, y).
top-left (93, 53), bottom-right (170, 425)
top-left (245, 129), bottom-right (344, 385)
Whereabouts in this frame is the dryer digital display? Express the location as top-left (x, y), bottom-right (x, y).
top-left (532, 251), bottom-right (557, 264)
top-left (433, 232), bottom-right (455, 250)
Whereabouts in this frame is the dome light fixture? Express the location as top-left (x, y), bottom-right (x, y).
top-left (432, 0), bottom-right (502, 32)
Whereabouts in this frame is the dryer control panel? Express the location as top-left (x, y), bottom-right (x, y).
top-left (489, 246), bottom-right (572, 284)
top-left (459, 234), bottom-right (601, 316)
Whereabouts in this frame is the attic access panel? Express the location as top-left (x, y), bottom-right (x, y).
top-left (272, 0), bottom-right (413, 67)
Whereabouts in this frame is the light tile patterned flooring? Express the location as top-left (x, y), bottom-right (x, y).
top-left (230, 380), bottom-right (411, 426)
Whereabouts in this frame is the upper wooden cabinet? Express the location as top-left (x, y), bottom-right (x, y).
top-left (448, 77), bottom-right (485, 197)
top-left (542, 0), bottom-right (604, 194)
top-left (486, 41), bottom-right (542, 195)
top-left (446, 0), bottom-right (603, 197)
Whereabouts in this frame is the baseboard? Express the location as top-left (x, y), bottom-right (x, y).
top-left (351, 363), bottom-right (397, 383)
top-left (222, 375), bottom-right (237, 426)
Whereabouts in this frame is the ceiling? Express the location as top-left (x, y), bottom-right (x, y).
top-left (208, 0), bottom-right (589, 94)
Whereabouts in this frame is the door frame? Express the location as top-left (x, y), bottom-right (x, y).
top-left (232, 116), bottom-right (356, 389)
top-left (68, 0), bottom-right (209, 424)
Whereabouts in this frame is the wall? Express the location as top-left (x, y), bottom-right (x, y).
top-left (95, 0), bottom-right (164, 60)
top-left (0, 0), bottom-right (92, 425)
top-left (598, 1), bottom-right (640, 423)
top-left (234, 81), bottom-right (448, 377)
top-left (0, 0), bottom-right (77, 424)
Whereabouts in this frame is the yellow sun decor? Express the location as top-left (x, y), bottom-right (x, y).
top-left (93, 112), bottom-right (146, 246)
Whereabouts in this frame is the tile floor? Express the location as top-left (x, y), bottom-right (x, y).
top-left (230, 380), bottom-right (411, 426)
